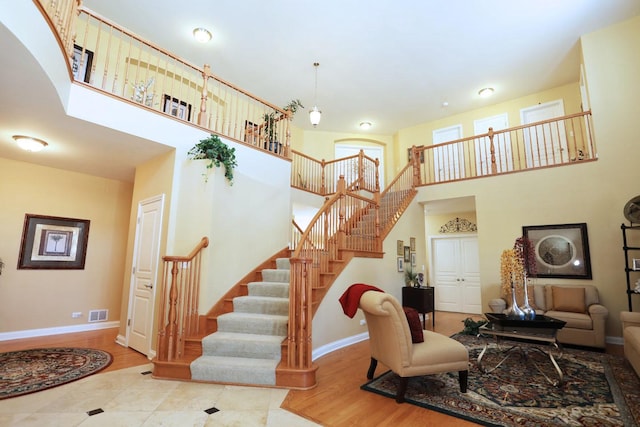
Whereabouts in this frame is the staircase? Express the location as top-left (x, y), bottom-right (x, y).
top-left (190, 258), bottom-right (290, 386)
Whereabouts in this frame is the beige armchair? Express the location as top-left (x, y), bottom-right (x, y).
top-left (358, 291), bottom-right (469, 403)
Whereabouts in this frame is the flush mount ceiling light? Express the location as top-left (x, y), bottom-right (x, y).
top-left (478, 87), bottom-right (495, 98)
top-left (192, 27), bottom-right (212, 43)
top-left (309, 62), bottom-right (322, 127)
top-left (12, 135), bottom-right (48, 152)
top-left (359, 121), bottom-right (372, 130)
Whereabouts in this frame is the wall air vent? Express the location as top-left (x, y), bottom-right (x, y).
top-left (88, 309), bottom-right (108, 322)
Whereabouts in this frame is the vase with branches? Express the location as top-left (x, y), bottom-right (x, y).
top-left (500, 236), bottom-right (537, 319)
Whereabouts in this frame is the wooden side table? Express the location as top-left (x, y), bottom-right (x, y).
top-left (402, 286), bottom-right (435, 329)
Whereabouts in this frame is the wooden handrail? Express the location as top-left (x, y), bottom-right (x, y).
top-left (156, 237), bottom-right (209, 362)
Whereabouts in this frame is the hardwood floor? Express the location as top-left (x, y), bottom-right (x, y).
top-left (0, 312), bottom-right (625, 427)
top-left (0, 328), bottom-right (149, 373)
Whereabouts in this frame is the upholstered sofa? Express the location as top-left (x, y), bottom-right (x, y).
top-left (488, 284), bottom-right (608, 349)
top-left (620, 311), bottom-right (640, 377)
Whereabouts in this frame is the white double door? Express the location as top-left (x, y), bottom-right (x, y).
top-left (431, 235), bottom-right (481, 314)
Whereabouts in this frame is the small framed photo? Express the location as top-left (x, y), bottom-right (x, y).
top-left (633, 259), bottom-right (640, 271)
top-left (397, 257), bottom-right (404, 272)
top-left (18, 214), bottom-right (90, 269)
top-left (410, 237), bottom-right (416, 251)
top-left (397, 240), bottom-right (404, 256)
top-left (72, 44), bottom-right (93, 83)
top-left (404, 246), bottom-right (411, 262)
top-left (411, 252), bottom-right (416, 267)
top-left (163, 95), bottom-right (192, 121)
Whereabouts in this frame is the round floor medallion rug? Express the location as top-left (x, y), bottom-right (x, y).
top-left (0, 347), bottom-right (112, 400)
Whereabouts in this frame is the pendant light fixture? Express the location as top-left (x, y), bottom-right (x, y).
top-left (309, 62), bottom-right (322, 127)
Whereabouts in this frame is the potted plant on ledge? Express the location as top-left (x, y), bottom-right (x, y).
top-left (188, 134), bottom-right (238, 185)
top-left (263, 99), bottom-right (304, 154)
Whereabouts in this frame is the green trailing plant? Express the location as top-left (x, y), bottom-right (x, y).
top-left (460, 317), bottom-right (488, 335)
top-left (188, 134), bottom-right (238, 184)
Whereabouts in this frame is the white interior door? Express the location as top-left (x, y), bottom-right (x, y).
top-left (127, 194), bottom-right (164, 356)
top-left (432, 125), bottom-right (464, 182)
top-left (474, 113), bottom-right (512, 175)
top-left (431, 235), bottom-right (481, 314)
top-left (334, 144), bottom-right (384, 190)
top-left (521, 100), bottom-right (567, 167)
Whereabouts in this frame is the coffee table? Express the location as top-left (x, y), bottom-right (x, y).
top-left (477, 313), bottom-right (567, 386)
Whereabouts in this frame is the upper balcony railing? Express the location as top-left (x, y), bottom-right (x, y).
top-left (36, 0), bottom-right (292, 157)
top-left (411, 111), bottom-right (596, 185)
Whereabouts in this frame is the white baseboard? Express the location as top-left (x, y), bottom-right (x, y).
top-left (312, 332), bottom-right (369, 361)
top-left (0, 321), bottom-right (120, 341)
top-left (115, 334), bottom-right (127, 347)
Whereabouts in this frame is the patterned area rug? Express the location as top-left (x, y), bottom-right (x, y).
top-left (361, 334), bottom-right (640, 426)
top-left (0, 347), bottom-right (112, 400)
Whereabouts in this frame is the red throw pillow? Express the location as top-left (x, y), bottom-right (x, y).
top-left (403, 307), bottom-right (424, 343)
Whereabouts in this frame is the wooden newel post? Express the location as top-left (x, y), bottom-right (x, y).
top-left (166, 261), bottom-right (180, 361)
top-left (411, 145), bottom-right (421, 186)
top-left (337, 175), bottom-right (346, 249)
top-left (287, 257), bottom-right (313, 370)
top-left (198, 64), bottom-right (212, 127)
top-left (488, 127), bottom-right (497, 174)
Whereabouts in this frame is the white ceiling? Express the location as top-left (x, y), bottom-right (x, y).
top-left (82, 0), bottom-right (640, 134)
top-left (0, 1), bottom-right (639, 183)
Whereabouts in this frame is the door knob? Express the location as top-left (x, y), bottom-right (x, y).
top-left (144, 284), bottom-right (153, 289)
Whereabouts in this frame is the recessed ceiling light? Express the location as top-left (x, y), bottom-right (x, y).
top-left (12, 135), bottom-right (48, 152)
top-left (359, 121), bottom-right (372, 130)
top-left (442, 101), bottom-right (449, 107)
top-left (478, 87), bottom-right (495, 98)
top-left (192, 27), bottom-right (212, 43)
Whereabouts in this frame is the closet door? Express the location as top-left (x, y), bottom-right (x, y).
top-left (432, 236), bottom-right (481, 314)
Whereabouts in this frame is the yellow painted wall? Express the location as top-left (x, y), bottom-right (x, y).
top-left (0, 157), bottom-right (132, 333)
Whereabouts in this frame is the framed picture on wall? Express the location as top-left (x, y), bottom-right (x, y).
top-left (72, 44), bottom-right (93, 83)
top-left (522, 223), bottom-right (592, 279)
top-left (18, 214), bottom-right (90, 269)
top-left (404, 246), bottom-right (411, 262)
top-left (397, 240), bottom-right (404, 256)
top-left (163, 95), bottom-right (192, 121)
top-left (397, 257), bottom-right (404, 272)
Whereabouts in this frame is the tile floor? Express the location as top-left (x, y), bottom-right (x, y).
top-left (0, 363), bottom-right (321, 427)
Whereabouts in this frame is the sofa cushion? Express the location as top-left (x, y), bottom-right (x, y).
top-left (403, 306), bottom-right (424, 343)
top-left (551, 286), bottom-right (586, 313)
top-left (545, 310), bottom-right (593, 330)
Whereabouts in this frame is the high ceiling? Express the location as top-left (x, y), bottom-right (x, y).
top-left (0, 1), bottom-right (639, 183)
top-left (83, 0), bottom-right (640, 134)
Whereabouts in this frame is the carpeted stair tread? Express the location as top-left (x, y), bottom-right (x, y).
top-left (233, 295), bottom-right (288, 315)
top-left (201, 332), bottom-right (284, 359)
top-left (275, 258), bottom-right (290, 270)
top-left (216, 312), bottom-right (288, 336)
top-left (247, 282), bottom-right (289, 298)
top-left (261, 269), bottom-right (290, 283)
top-left (190, 355), bottom-right (278, 385)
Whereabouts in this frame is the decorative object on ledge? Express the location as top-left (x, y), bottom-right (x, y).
top-left (522, 223), bottom-right (592, 279)
top-left (188, 134), bottom-right (238, 184)
top-left (163, 95), bottom-right (191, 121)
top-left (18, 214), bottom-right (90, 270)
top-left (130, 77), bottom-right (155, 106)
top-left (72, 44), bottom-right (93, 83)
top-left (439, 217), bottom-right (477, 233)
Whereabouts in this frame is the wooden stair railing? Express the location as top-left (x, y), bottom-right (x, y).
top-left (156, 237), bottom-right (209, 362)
